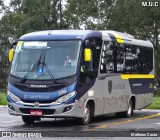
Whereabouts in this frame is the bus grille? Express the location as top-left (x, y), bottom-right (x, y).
top-left (14, 84), bottom-right (66, 92)
top-left (21, 100), bottom-right (54, 103)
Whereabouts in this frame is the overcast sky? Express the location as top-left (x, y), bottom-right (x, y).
top-left (4, 0), bottom-right (10, 6)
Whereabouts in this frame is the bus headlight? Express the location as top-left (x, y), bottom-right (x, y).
top-left (55, 91), bottom-right (76, 103)
top-left (7, 91), bottom-right (20, 102)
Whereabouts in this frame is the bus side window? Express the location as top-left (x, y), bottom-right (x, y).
top-left (101, 42), bottom-right (134, 74)
top-left (100, 42), bottom-right (153, 75)
top-left (137, 47), bottom-right (153, 74)
top-left (100, 42), bottom-right (114, 73)
top-left (132, 46), bottom-right (141, 73)
top-left (123, 45), bottom-right (132, 73)
top-left (100, 41), bottom-right (124, 73)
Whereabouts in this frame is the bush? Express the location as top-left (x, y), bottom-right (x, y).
top-left (0, 92), bottom-right (7, 105)
top-left (146, 96), bottom-right (160, 109)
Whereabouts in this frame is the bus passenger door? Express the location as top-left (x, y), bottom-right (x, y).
top-left (79, 37), bottom-right (105, 115)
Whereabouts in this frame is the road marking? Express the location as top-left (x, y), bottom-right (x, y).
top-left (90, 113), bottom-right (160, 131)
top-left (0, 120), bottom-right (18, 124)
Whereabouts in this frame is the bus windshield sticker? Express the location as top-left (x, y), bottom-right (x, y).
top-left (17, 41), bottom-right (23, 47)
top-left (23, 41), bottom-right (47, 49)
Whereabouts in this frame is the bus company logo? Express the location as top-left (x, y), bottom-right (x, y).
top-left (30, 85), bottom-right (47, 88)
top-left (24, 95), bottom-right (49, 99)
top-left (34, 102), bottom-right (39, 107)
top-left (108, 80), bottom-right (112, 94)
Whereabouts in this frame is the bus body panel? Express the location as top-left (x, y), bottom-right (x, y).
top-left (7, 30), bottom-right (155, 122)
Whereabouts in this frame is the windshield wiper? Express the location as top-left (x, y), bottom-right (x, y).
top-left (41, 51), bottom-right (69, 86)
top-left (20, 50), bottom-right (69, 87)
top-left (20, 51), bottom-right (43, 83)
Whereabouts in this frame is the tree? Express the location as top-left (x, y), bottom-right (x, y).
top-left (107, 0), bottom-right (160, 83)
top-left (0, 3), bottom-right (11, 89)
top-left (107, 0), bottom-right (160, 50)
top-left (0, 0), bottom-right (159, 89)
top-left (64, 0), bottom-right (116, 29)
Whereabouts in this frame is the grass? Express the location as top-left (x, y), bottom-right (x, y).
top-left (0, 92), bottom-right (160, 109)
top-left (146, 96), bottom-right (160, 109)
top-left (0, 92), bottom-right (7, 105)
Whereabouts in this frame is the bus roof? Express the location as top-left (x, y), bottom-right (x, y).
top-left (19, 30), bottom-right (153, 48)
top-left (100, 30), bottom-right (153, 48)
top-left (19, 30), bottom-right (102, 41)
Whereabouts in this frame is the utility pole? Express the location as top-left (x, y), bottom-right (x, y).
top-left (59, 0), bottom-right (62, 29)
top-left (155, 20), bottom-right (159, 53)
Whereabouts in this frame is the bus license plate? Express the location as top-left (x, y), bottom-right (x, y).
top-left (30, 110), bottom-right (43, 116)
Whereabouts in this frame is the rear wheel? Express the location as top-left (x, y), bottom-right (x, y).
top-left (22, 116), bottom-right (39, 125)
top-left (80, 103), bottom-right (92, 125)
top-left (116, 99), bottom-right (133, 118)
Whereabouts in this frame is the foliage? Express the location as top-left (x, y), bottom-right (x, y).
top-left (0, 0), bottom-right (160, 89)
top-left (0, 92), bottom-right (7, 105)
top-left (64, 0), bottom-right (116, 29)
top-left (146, 96), bottom-right (160, 109)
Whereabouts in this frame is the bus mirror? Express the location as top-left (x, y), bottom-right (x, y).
top-left (11, 41), bottom-right (17, 49)
top-left (9, 49), bottom-right (14, 62)
top-left (84, 48), bottom-right (91, 62)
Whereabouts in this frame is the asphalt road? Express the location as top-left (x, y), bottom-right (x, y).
top-left (0, 107), bottom-right (160, 139)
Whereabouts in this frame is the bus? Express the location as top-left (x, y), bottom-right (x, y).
top-left (7, 30), bottom-right (155, 125)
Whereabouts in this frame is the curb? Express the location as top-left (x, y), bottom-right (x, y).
top-left (142, 109), bottom-right (160, 112)
top-left (0, 105), bottom-right (7, 108)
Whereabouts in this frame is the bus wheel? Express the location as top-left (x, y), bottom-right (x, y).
top-left (80, 103), bottom-right (91, 125)
top-left (125, 99), bottom-right (133, 118)
top-left (116, 99), bottom-right (133, 118)
top-left (22, 116), bottom-right (36, 125)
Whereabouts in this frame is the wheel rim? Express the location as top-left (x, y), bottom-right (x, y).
top-left (84, 105), bottom-right (90, 122)
top-left (128, 101), bottom-right (132, 115)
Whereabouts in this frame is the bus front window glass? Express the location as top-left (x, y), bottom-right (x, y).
top-left (10, 40), bottom-right (81, 80)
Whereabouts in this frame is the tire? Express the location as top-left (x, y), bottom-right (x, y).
top-left (22, 116), bottom-right (36, 125)
top-left (80, 103), bottom-right (92, 125)
top-left (116, 99), bottom-right (133, 118)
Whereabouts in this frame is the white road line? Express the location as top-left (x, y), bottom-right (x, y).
top-left (0, 120), bottom-right (18, 124)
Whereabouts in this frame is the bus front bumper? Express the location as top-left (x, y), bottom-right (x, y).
top-left (7, 101), bottom-right (83, 118)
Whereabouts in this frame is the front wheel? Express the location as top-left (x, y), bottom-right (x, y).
top-left (80, 103), bottom-right (92, 125)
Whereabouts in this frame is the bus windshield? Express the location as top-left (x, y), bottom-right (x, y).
top-left (10, 40), bottom-right (81, 80)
